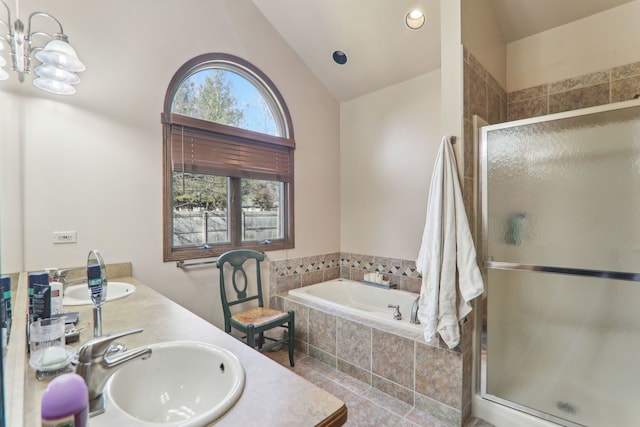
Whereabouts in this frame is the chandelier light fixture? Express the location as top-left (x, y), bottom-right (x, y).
top-left (0, 0), bottom-right (85, 95)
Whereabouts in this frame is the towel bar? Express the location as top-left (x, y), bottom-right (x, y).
top-left (176, 259), bottom-right (217, 268)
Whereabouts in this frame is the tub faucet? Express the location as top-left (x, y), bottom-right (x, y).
top-left (410, 296), bottom-right (421, 325)
top-left (75, 328), bottom-right (152, 416)
top-left (387, 304), bottom-right (402, 320)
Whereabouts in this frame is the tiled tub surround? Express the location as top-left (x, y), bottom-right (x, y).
top-left (268, 252), bottom-right (422, 306)
top-left (276, 289), bottom-right (474, 427)
top-left (269, 252), bottom-right (474, 426)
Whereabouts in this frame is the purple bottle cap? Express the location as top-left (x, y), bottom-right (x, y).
top-left (41, 373), bottom-right (89, 420)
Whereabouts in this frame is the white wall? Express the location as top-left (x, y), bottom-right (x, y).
top-left (340, 70), bottom-right (442, 261)
top-left (0, 92), bottom-right (24, 273)
top-left (461, 0), bottom-right (507, 88)
top-left (0, 0), bottom-right (340, 328)
top-left (507, 0), bottom-right (640, 92)
top-left (440, 0), bottom-right (464, 172)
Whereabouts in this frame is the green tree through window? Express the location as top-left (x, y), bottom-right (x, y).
top-left (173, 71), bottom-right (245, 127)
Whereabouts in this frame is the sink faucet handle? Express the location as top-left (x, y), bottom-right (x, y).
top-left (78, 328), bottom-right (144, 362)
top-left (52, 269), bottom-right (65, 280)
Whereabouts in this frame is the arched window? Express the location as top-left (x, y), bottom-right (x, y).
top-left (162, 53), bottom-right (295, 261)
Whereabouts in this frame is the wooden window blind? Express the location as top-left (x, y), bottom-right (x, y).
top-left (169, 113), bottom-right (295, 182)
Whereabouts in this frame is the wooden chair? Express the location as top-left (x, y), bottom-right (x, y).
top-left (216, 249), bottom-right (295, 367)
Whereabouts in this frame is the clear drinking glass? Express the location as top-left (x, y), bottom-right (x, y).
top-left (29, 317), bottom-right (66, 370)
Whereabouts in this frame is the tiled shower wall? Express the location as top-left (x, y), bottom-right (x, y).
top-left (459, 50), bottom-right (504, 426)
top-left (463, 48), bottom-right (507, 235)
top-left (462, 50), bottom-right (640, 427)
top-left (269, 252), bottom-right (474, 426)
top-left (462, 53), bottom-right (640, 236)
top-left (465, 53), bottom-right (640, 130)
top-left (463, 53), bottom-right (640, 202)
top-left (507, 61), bottom-right (640, 121)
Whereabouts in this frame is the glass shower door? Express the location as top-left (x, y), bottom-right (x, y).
top-left (480, 101), bottom-right (640, 427)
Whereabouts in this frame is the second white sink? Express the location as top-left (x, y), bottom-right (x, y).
top-left (63, 281), bottom-right (136, 306)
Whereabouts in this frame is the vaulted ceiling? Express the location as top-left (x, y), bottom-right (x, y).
top-left (252, 0), bottom-right (635, 101)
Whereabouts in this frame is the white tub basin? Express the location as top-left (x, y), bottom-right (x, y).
top-left (63, 281), bottom-right (136, 306)
top-left (94, 341), bottom-right (245, 426)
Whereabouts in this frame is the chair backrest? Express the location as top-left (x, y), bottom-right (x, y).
top-left (216, 250), bottom-right (266, 327)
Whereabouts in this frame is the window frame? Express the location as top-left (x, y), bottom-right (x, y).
top-left (161, 53), bottom-right (295, 261)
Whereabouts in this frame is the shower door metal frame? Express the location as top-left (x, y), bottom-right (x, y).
top-left (477, 98), bottom-right (640, 427)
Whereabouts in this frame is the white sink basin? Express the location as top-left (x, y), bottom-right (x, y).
top-left (99, 341), bottom-right (245, 426)
top-left (63, 281), bottom-right (136, 306)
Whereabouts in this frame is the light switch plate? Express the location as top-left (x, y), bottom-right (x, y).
top-left (52, 231), bottom-right (77, 244)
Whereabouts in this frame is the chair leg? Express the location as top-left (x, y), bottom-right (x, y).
top-left (247, 324), bottom-right (256, 349)
top-left (258, 332), bottom-right (264, 349)
top-left (288, 311), bottom-right (295, 367)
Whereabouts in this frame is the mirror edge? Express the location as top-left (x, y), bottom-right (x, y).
top-left (5, 272), bottom-right (28, 426)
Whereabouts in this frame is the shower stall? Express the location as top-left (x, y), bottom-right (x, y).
top-left (478, 99), bottom-right (640, 427)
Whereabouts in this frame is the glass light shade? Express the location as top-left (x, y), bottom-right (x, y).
top-left (0, 67), bottom-right (8, 81)
top-left (33, 77), bottom-right (76, 95)
top-left (34, 64), bottom-right (80, 84)
top-left (0, 56), bottom-right (5, 66)
top-left (35, 39), bottom-right (86, 72)
top-left (406, 9), bottom-right (425, 30)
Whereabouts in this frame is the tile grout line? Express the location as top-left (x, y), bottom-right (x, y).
top-left (297, 351), bottom-right (430, 425)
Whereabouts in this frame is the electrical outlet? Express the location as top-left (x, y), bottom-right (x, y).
top-left (52, 231), bottom-right (77, 244)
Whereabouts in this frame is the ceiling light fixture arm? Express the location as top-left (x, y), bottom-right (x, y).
top-left (26, 11), bottom-right (65, 39)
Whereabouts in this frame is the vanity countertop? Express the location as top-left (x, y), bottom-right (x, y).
top-left (19, 276), bottom-right (347, 426)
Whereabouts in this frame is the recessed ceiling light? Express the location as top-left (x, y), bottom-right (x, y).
top-left (406, 9), bottom-right (425, 30)
top-left (332, 50), bottom-right (348, 65)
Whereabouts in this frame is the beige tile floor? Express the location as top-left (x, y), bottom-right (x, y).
top-left (265, 349), bottom-right (493, 427)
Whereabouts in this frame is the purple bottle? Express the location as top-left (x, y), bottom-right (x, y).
top-left (41, 373), bottom-right (89, 427)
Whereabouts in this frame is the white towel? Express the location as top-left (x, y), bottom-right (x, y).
top-left (416, 136), bottom-right (484, 349)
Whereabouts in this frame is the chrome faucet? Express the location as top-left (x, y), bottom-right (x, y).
top-left (410, 296), bottom-right (421, 324)
top-left (387, 304), bottom-right (402, 320)
top-left (75, 328), bottom-right (152, 416)
top-left (51, 266), bottom-right (87, 289)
